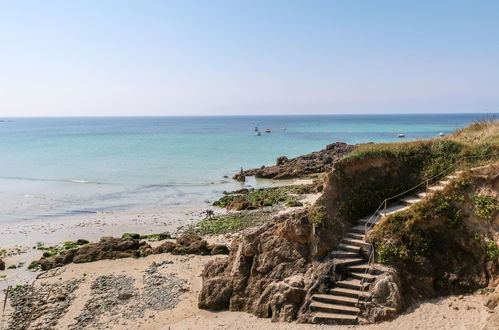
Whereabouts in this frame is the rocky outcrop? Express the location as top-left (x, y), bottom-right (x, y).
top-left (234, 142), bottom-right (354, 180)
top-left (38, 237), bottom-right (153, 270)
top-left (362, 268), bottom-right (403, 322)
top-left (37, 234), bottom-right (230, 270)
top-left (153, 233), bottom-right (230, 256)
top-left (198, 208), bottom-right (346, 322)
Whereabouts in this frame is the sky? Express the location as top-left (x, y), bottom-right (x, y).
top-left (0, 0), bottom-right (498, 117)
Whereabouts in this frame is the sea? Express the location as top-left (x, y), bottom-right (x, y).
top-left (0, 113), bottom-right (495, 224)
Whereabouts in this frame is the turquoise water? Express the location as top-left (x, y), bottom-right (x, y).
top-left (0, 114), bottom-right (494, 223)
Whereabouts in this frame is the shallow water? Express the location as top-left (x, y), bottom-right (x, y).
top-left (0, 114), bottom-right (494, 223)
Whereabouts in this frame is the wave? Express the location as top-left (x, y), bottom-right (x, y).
top-left (0, 176), bottom-right (103, 185)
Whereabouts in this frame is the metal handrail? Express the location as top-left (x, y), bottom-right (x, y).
top-left (356, 152), bottom-right (499, 304)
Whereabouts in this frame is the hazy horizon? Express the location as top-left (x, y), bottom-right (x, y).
top-left (1, 1), bottom-right (498, 117)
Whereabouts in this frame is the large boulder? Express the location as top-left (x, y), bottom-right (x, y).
top-left (198, 208), bottom-right (345, 321)
top-left (362, 270), bottom-right (403, 322)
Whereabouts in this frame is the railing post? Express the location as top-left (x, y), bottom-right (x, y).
top-left (384, 199), bottom-right (387, 216)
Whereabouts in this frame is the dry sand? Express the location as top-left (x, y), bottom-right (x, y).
top-left (1, 252), bottom-right (492, 330)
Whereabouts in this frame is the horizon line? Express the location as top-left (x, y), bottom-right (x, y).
top-left (1, 112), bottom-right (498, 119)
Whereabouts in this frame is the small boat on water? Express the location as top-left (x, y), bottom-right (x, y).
top-left (439, 132), bottom-right (445, 137)
top-left (398, 133), bottom-right (405, 138)
top-left (254, 127), bottom-right (259, 132)
top-left (282, 127), bottom-right (287, 131)
top-left (255, 131), bottom-right (261, 136)
top-left (264, 128), bottom-right (271, 133)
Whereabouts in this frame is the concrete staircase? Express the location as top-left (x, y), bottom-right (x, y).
top-left (310, 173), bottom-right (460, 325)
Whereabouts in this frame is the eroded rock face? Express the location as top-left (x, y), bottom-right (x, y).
top-left (234, 142), bottom-right (354, 180)
top-left (363, 269), bottom-right (403, 323)
top-left (198, 209), bottom-right (344, 322)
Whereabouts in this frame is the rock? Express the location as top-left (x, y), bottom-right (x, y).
top-left (152, 241), bottom-right (176, 254)
top-left (276, 156), bottom-right (289, 166)
top-left (0, 258), bottom-right (4, 271)
top-left (485, 293), bottom-right (499, 310)
top-left (209, 244), bottom-right (230, 255)
top-left (233, 142), bottom-right (355, 180)
top-left (226, 196), bottom-right (253, 211)
top-left (37, 237), bottom-right (152, 270)
top-left (173, 233), bottom-right (210, 255)
top-left (363, 272), bottom-right (403, 323)
top-left (199, 208), bottom-right (343, 321)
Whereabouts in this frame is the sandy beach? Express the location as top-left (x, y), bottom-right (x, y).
top-left (1, 251), bottom-right (492, 330)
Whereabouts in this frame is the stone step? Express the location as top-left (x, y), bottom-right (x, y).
top-left (336, 278), bottom-right (370, 291)
top-left (378, 205), bottom-right (410, 216)
top-left (335, 258), bottom-right (365, 267)
top-left (312, 294), bottom-right (359, 306)
top-left (337, 243), bottom-right (361, 253)
top-left (345, 232), bottom-right (365, 240)
top-left (350, 272), bottom-right (377, 282)
top-left (358, 215), bottom-right (381, 225)
top-left (439, 180), bottom-right (450, 185)
top-left (417, 192), bottom-right (428, 198)
top-left (401, 196), bottom-right (421, 205)
top-left (351, 225), bottom-right (367, 234)
top-left (312, 312), bottom-right (358, 325)
top-left (341, 237), bottom-right (370, 248)
top-left (346, 264), bottom-right (374, 273)
top-left (428, 185), bottom-right (445, 192)
top-left (309, 301), bottom-right (360, 315)
top-left (446, 175), bottom-right (458, 179)
top-left (330, 287), bottom-right (367, 299)
top-left (332, 250), bottom-right (359, 258)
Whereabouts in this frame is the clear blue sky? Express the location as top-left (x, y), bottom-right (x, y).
top-left (1, 0), bottom-right (498, 116)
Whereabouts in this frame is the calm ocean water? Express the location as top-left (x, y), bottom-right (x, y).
top-left (0, 114), bottom-right (494, 223)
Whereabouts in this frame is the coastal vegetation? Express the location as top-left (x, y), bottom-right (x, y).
top-left (213, 185), bottom-right (313, 210)
top-left (321, 119), bottom-right (498, 223)
top-left (185, 210), bottom-right (273, 235)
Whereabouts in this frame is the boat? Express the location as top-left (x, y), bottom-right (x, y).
top-left (282, 127), bottom-right (287, 131)
top-left (439, 132), bottom-right (445, 137)
top-left (254, 127), bottom-right (259, 132)
top-left (398, 133), bottom-right (405, 138)
top-left (264, 128), bottom-right (271, 133)
top-left (255, 131), bottom-right (261, 136)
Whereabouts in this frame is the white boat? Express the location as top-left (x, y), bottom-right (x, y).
top-left (282, 127), bottom-right (287, 131)
top-left (439, 132), bottom-right (445, 137)
top-left (398, 133), bottom-right (405, 138)
top-left (264, 128), bottom-right (271, 133)
top-left (255, 131), bottom-right (261, 136)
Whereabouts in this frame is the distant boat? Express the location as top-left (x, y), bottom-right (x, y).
top-left (439, 132), bottom-right (445, 137)
top-left (255, 131), bottom-right (261, 136)
top-left (398, 133), bottom-right (405, 138)
top-left (264, 128), bottom-right (271, 133)
top-left (254, 127), bottom-right (259, 132)
top-left (282, 127), bottom-right (287, 131)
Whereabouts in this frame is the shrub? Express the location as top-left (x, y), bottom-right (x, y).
top-left (473, 194), bottom-right (499, 220)
top-left (486, 241), bottom-right (499, 260)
